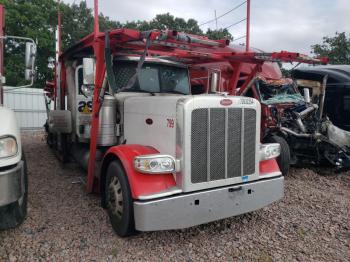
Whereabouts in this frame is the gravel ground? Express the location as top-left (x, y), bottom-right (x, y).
top-left (1, 133), bottom-right (350, 261)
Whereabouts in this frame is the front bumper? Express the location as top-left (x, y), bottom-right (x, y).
top-left (0, 161), bottom-right (25, 206)
top-left (134, 176), bottom-right (284, 231)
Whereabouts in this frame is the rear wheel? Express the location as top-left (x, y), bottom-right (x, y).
top-left (0, 152), bottom-right (28, 230)
top-left (105, 161), bottom-right (135, 237)
top-left (264, 135), bottom-right (290, 176)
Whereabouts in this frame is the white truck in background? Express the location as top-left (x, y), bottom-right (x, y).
top-left (0, 4), bottom-right (36, 229)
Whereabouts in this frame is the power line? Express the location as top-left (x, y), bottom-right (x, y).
top-left (224, 18), bottom-right (247, 29)
top-left (224, 18), bottom-right (246, 30)
top-left (199, 1), bottom-right (247, 27)
top-left (232, 35), bottom-right (246, 42)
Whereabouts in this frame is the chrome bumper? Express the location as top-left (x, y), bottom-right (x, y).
top-left (134, 176), bottom-right (284, 231)
top-left (0, 161), bottom-right (25, 206)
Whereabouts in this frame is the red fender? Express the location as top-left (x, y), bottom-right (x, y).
top-left (259, 158), bottom-right (280, 175)
top-left (102, 144), bottom-right (176, 199)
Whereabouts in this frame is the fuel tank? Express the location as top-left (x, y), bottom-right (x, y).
top-left (97, 95), bottom-right (117, 146)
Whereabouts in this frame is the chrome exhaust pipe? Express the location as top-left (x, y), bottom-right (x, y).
top-left (280, 127), bottom-right (312, 138)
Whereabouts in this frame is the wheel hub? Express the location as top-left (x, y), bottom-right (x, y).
top-left (107, 176), bottom-right (123, 218)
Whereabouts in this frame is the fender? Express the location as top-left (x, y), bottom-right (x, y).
top-left (259, 158), bottom-right (280, 175)
top-left (101, 144), bottom-right (176, 199)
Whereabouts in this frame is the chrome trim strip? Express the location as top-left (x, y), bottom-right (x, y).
top-left (138, 187), bottom-right (183, 200)
top-left (259, 171), bottom-right (282, 179)
top-left (224, 108), bottom-right (228, 179)
top-left (207, 109), bottom-right (211, 182)
top-left (114, 56), bottom-right (187, 68)
top-left (240, 108), bottom-right (244, 176)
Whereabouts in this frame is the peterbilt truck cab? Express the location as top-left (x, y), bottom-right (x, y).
top-left (47, 47), bottom-right (284, 236)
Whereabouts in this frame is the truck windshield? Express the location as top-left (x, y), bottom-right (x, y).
top-left (257, 80), bottom-right (304, 105)
top-left (113, 60), bottom-right (190, 94)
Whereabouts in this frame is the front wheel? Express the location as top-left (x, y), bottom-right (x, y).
top-left (105, 160), bottom-right (135, 237)
top-left (264, 135), bottom-right (291, 176)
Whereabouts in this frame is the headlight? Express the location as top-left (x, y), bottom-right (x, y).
top-left (0, 136), bottom-right (18, 158)
top-left (134, 154), bottom-right (176, 174)
top-left (259, 143), bottom-right (280, 161)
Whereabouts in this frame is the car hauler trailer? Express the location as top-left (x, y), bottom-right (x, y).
top-left (0, 4), bottom-right (36, 229)
top-left (44, 26), bottom-right (294, 237)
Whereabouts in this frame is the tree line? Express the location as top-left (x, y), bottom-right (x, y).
top-left (0, 0), bottom-right (348, 88)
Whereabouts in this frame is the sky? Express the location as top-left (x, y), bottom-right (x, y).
top-left (62, 0), bottom-right (350, 55)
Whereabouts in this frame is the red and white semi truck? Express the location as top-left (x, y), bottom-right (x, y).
top-left (44, 27), bottom-right (288, 237)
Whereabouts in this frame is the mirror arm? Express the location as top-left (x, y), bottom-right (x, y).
top-left (0, 35), bottom-right (35, 44)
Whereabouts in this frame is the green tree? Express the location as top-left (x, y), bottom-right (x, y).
top-left (205, 28), bottom-right (233, 41)
top-left (124, 13), bottom-right (203, 35)
top-left (0, 0), bottom-right (121, 88)
top-left (149, 13), bottom-right (202, 35)
top-left (311, 32), bottom-right (350, 64)
top-left (1, 0), bottom-right (58, 87)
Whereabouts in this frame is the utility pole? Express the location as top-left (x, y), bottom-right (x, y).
top-left (246, 0), bottom-right (250, 52)
top-left (214, 10), bottom-right (218, 30)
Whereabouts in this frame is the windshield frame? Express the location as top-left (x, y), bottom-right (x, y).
top-left (113, 57), bottom-right (191, 95)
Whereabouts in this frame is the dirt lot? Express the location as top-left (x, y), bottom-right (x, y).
top-left (0, 133), bottom-right (350, 261)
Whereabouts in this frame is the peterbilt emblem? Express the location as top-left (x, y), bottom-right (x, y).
top-left (220, 99), bottom-right (233, 106)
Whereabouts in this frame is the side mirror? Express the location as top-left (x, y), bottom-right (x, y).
top-left (25, 42), bottom-right (37, 81)
top-left (25, 42), bottom-right (36, 68)
top-left (83, 58), bottom-right (95, 85)
top-left (209, 71), bottom-right (220, 93)
top-left (25, 69), bottom-right (34, 81)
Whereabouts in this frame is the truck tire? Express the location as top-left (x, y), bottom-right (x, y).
top-left (105, 160), bottom-right (135, 237)
top-left (0, 152), bottom-right (28, 230)
top-left (265, 135), bottom-right (290, 176)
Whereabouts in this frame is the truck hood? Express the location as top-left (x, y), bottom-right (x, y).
top-left (0, 106), bottom-right (22, 167)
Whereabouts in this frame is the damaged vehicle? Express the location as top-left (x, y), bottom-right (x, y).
top-left (292, 65), bottom-right (350, 132)
top-left (243, 75), bottom-right (350, 174)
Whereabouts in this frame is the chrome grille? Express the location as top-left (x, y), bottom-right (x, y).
top-left (209, 109), bottom-right (226, 181)
top-left (243, 109), bottom-right (256, 175)
top-left (227, 108), bottom-right (242, 178)
top-left (191, 108), bottom-right (256, 184)
top-left (191, 109), bottom-right (208, 183)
